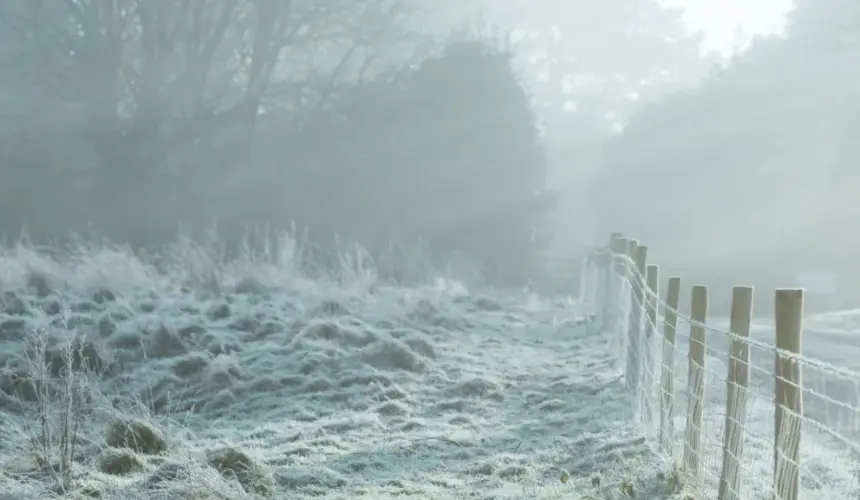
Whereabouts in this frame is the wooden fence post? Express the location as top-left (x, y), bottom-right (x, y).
top-left (624, 239), bottom-right (639, 393)
top-left (613, 238), bottom-right (629, 277)
top-left (684, 285), bottom-right (708, 487)
top-left (660, 276), bottom-right (681, 453)
top-left (629, 246), bottom-right (648, 405)
top-left (643, 264), bottom-right (659, 426)
top-left (718, 286), bottom-right (754, 500)
top-left (603, 233), bottom-right (626, 331)
top-left (774, 289), bottom-right (804, 500)
top-left (609, 236), bottom-right (629, 362)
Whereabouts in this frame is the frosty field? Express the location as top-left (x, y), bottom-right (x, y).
top-left (0, 237), bottom-right (682, 500)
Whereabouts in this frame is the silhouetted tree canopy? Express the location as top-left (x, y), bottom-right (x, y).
top-left (0, 0), bottom-right (718, 288)
top-left (227, 39), bottom-right (554, 282)
top-left (0, 6), bottom-right (552, 285)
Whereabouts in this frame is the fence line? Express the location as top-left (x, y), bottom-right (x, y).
top-left (579, 232), bottom-right (860, 499)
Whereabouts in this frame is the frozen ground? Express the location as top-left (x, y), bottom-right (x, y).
top-left (0, 237), bottom-right (686, 500)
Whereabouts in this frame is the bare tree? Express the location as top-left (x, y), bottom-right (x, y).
top-left (0, 0), bottom-right (425, 175)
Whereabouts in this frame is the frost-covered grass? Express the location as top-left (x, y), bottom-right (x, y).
top-left (0, 231), bottom-right (736, 498)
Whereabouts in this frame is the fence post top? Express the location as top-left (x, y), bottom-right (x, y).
top-left (634, 246), bottom-right (648, 270)
top-left (691, 285), bottom-right (708, 311)
top-left (625, 240), bottom-right (638, 256)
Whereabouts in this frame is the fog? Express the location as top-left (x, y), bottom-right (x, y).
top-left (0, 0), bottom-right (854, 309)
top-left (2, 2), bottom-right (860, 499)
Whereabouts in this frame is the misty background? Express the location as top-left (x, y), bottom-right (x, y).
top-left (0, 0), bottom-right (852, 313)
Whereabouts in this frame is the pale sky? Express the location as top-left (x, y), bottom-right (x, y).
top-left (665, 0), bottom-right (795, 54)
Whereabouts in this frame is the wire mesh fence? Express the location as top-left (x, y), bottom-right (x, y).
top-left (578, 232), bottom-right (860, 499)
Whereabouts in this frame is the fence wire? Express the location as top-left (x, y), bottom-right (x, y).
top-left (580, 246), bottom-right (860, 499)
